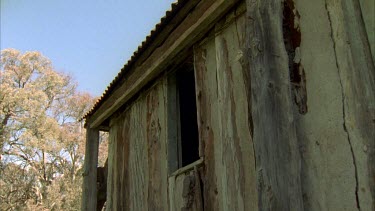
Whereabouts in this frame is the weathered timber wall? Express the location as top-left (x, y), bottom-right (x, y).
top-left (246, 0), bottom-right (375, 210)
top-left (103, 0), bottom-right (374, 210)
top-left (292, 0), bottom-right (375, 210)
top-left (194, 4), bottom-right (258, 210)
top-left (106, 81), bottom-right (168, 211)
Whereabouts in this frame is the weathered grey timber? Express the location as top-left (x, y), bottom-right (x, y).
top-left (81, 127), bottom-right (99, 211)
top-left (81, 0), bottom-right (375, 210)
top-left (246, 0), bottom-right (304, 210)
top-left (294, 0), bottom-right (375, 210)
top-left (193, 5), bottom-right (258, 210)
top-left (106, 81), bottom-right (168, 210)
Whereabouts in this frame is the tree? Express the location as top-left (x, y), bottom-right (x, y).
top-left (0, 49), bottom-right (104, 210)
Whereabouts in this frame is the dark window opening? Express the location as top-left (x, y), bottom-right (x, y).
top-left (176, 66), bottom-right (199, 167)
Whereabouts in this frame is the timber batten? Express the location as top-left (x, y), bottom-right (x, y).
top-left (82, 0), bottom-right (375, 210)
top-left (81, 127), bottom-right (99, 211)
top-left (247, 0), bottom-right (304, 209)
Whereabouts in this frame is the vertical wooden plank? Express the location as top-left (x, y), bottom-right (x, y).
top-left (168, 175), bottom-right (177, 211)
top-left (81, 127), bottom-right (99, 211)
top-left (194, 33), bottom-right (221, 211)
top-left (105, 120), bottom-right (117, 211)
top-left (324, 1), bottom-right (375, 209)
top-left (158, 79), bottom-right (169, 210)
top-left (291, 0), bottom-right (341, 209)
top-left (106, 82), bottom-right (169, 211)
top-left (290, 0), bottom-right (375, 210)
top-left (359, 0), bottom-right (375, 62)
top-left (146, 83), bottom-right (168, 210)
top-left (194, 4), bottom-right (258, 210)
top-left (174, 173), bottom-right (187, 210)
top-left (193, 166), bottom-right (203, 211)
top-left (214, 8), bottom-right (258, 211)
top-left (126, 96), bottom-right (148, 211)
top-left (246, 0), bottom-right (304, 210)
top-left (107, 109), bottom-right (131, 211)
top-left (167, 74), bottom-right (179, 174)
top-left (117, 112), bottom-right (130, 211)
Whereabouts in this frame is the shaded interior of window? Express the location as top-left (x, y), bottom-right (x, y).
top-left (177, 66), bottom-right (199, 167)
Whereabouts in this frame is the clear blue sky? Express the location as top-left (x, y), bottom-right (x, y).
top-left (1, 0), bottom-right (174, 96)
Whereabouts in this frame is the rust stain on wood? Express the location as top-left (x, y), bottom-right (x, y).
top-left (283, 0), bottom-right (307, 115)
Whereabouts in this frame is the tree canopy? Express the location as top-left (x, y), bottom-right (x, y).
top-left (0, 49), bottom-right (106, 210)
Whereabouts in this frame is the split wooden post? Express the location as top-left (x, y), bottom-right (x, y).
top-left (246, 0), bottom-right (304, 210)
top-left (81, 126), bottom-right (99, 211)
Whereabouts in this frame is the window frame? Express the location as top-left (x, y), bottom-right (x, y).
top-left (167, 63), bottom-right (202, 176)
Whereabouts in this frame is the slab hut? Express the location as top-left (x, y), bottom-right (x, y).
top-left (81, 0), bottom-right (374, 210)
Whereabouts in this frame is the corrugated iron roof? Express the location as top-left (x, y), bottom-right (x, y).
top-left (83, 0), bottom-right (186, 121)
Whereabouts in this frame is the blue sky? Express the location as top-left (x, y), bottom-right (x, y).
top-left (1, 0), bottom-right (174, 96)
